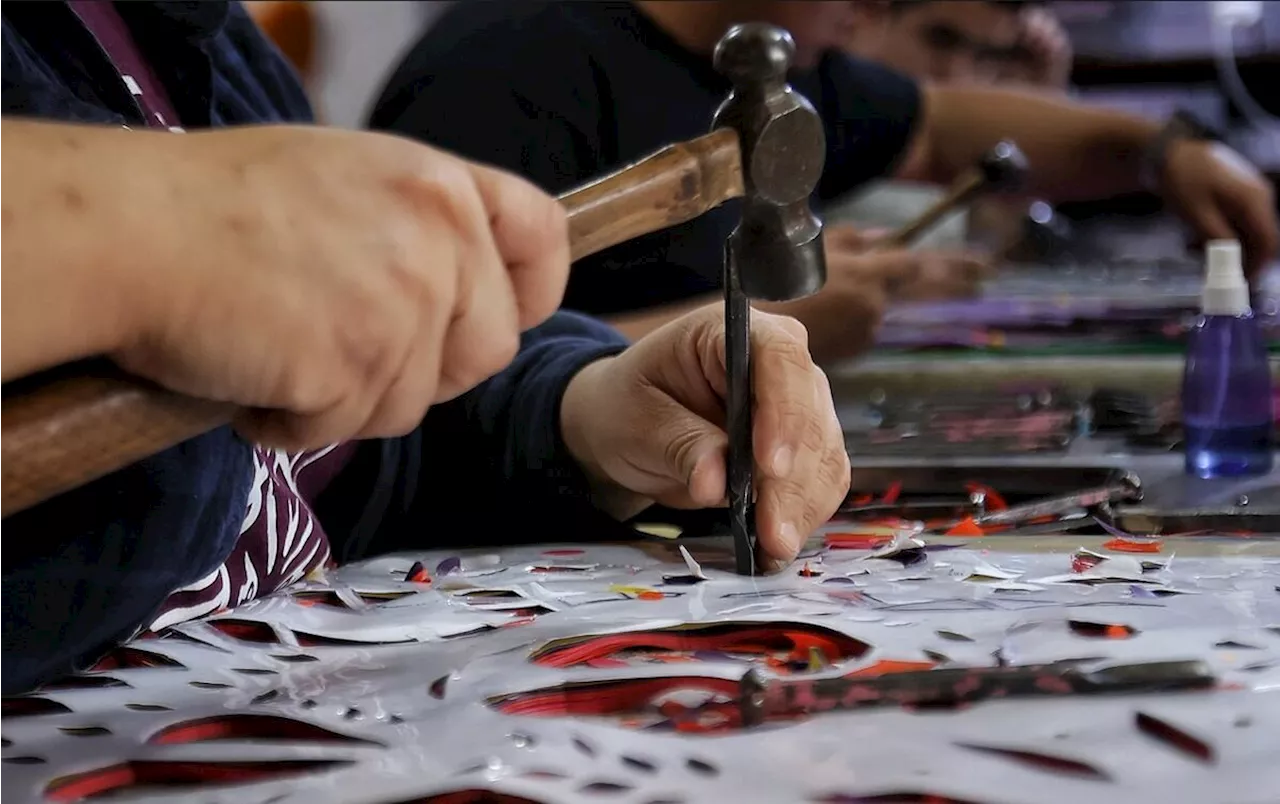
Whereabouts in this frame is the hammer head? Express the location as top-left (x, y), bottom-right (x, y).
top-left (978, 140), bottom-right (1029, 193)
top-left (712, 24), bottom-right (827, 302)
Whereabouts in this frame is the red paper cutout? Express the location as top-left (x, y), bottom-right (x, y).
top-left (149, 714), bottom-right (379, 746)
top-left (946, 518), bottom-right (986, 537)
top-left (45, 760), bottom-right (351, 802)
top-left (1102, 537), bottom-right (1164, 554)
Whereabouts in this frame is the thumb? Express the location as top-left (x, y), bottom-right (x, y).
top-left (653, 405), bottom-right (729, 508)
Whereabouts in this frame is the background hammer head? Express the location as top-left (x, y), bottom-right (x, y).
top-left (712, 24), bottom-right (827, 302)
top-left (979, 140), bottom-right (1030, 193)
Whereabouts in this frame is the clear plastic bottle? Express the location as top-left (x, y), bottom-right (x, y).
top-left (1181, 240), bottom-right (1275, 478)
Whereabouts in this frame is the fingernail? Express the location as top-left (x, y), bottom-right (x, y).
top-left (771, 445), bottom-right (794, 478)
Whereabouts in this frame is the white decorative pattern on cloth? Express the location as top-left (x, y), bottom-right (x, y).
top-left (146, 445), bottom-right (343, 633)
top-left (60, 0), bottom-right (360, 647)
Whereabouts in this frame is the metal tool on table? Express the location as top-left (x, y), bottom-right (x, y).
top-left (966, 469), bottom-right (1144, 529)
top-left (873, 140), bottom-right (1029, 250)
top-left (1, 23), bottom-right (829, 569)
top-left (735, 658), bottom-right (1215, 727)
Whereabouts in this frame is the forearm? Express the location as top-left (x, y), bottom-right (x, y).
top-left (1, 120), bottom-right (164, 381)
top-left (900, 85), bottom-right (1159, 202)
top-left (417, 312), bottom-right (638, 527)
top-left (605, 294), bottom-right (719, 342)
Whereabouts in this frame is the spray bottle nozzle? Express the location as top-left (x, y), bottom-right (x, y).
top-left (1202, 239), bottom-right (1250, 316)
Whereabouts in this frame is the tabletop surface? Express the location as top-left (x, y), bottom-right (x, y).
top-left (4, 520), bottom-right (1278, 804)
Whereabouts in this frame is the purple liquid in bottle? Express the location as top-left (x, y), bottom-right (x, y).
top-left (1181, 242), bottom-right (1274, 479)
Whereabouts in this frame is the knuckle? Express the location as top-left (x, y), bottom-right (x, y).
top-left (818, 448), bottom-right (852, 505)
top-left (491, 328), bottom-right (522, 370)
top-left (333, 295), bottom-right (410, 383)
top-left (537, 192), bottom-right (571, 256)
top-left (370, 405), bottom-right (427, 440)
top-left (470, 326), bottom-right (523, 383)
top-left (770, 477), bottom-right (810, 516)
top-left (772, 313), bottom-right (811, 350)
top-left (765, 333), bottom-right (815, 373)
top-left (660, 422), bottom-right (706, 477)
top-left (802, 410), bottom-right (829, 452)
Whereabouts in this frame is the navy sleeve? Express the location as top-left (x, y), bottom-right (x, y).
top-left (330, 312), bottom-right (638, 557)
top-left (799, 52), bottom-right (923, 203)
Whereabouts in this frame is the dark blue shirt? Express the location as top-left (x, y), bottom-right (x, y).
top-left (368, 0), bottom-right (922, 316)
top-left (1, 0), bottom-right (630, 694)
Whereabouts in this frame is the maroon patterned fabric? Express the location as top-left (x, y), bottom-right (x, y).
top-left (66, 1), bottom-right (357, 632)
top-left (68, 0), bottom-right (183, 130)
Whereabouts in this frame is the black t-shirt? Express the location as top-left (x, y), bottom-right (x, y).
top-left (370, 0), bottom-right (921, 316)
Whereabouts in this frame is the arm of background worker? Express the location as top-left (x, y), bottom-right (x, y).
top-left (407, 312), bottom-right (646, 545)
top-left (1, 119), bottom-right (156, 382)
top-left (894, 84), bottom-right (1158, 202)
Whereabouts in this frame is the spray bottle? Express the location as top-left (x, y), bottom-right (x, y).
top-left (1181, 240), bottom-right (1274, 478)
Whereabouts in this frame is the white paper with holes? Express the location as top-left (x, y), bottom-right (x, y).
top-left (3, 538), bottom-right (1280, 804)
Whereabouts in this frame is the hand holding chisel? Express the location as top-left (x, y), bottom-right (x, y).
top-left (711, 25), bottom-right (829, 575)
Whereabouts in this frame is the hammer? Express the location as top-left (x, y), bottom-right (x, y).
top-left (1, 24), bottom-right (828, 541)
top-left (872, 140), bottom-right (1028, 250)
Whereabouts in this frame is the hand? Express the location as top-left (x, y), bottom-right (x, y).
top-left (827, 226), bottom-right (992, 301)
top-left (756, 225), bottom-right (991, 362)
top-left (1162, 140), bottom-right (1278, 277)
top-left (114, 125), bottom-right (569, 449)
top-left (1011, 7), bottom-right (1073, 90)
top-left (560, 304), bottom-right (850, 572)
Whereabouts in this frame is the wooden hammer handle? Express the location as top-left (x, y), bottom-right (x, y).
top-left (1, 129), bottom-right (745, 518)
top-left (872, 170), bottom-right (984, 251)
top-left (563, 128), bottom-right (743, 261)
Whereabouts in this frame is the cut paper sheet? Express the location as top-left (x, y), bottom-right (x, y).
top-left (7, 539), bottom-right (1280, 804)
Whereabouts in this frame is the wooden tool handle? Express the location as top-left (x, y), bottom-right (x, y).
top-left (559, 128), bottom-right (743, 261)
top-left (873, 171), bottom-right (984, 251)
top-left (1, 373), bottom-right (234, 517)
top-left (1, 129), bottom-right (745, 517)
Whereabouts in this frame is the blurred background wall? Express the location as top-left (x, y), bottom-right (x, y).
top-left (310, 1), bottom-right (451, 128)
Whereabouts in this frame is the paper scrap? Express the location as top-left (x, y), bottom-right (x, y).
top-left (527, 563), bottom-right (600, 574)
top-left (609, 584), bottom-right (668, 601)
top-left (635, 523), bottom-right (682, 539)
top-left (679, 545), bottom-right (708, 579)
top-left (946, 517), bottom-right (986, 537)
top-left (961, 561), bottom-right (1024, 582)
top-left (865, 533), bottom-right (927, 564)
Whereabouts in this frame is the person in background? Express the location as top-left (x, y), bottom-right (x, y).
top-left (836, 0), bottom-right (1072, 253)
top-left (1, 0), bottom-right (850, 694)
top-left (844, 0), bottom-right (1071, 91)
top-left (371, 1), bottom-right (1000, 362)
top-left (369, 1), bottom-right (1274, 363)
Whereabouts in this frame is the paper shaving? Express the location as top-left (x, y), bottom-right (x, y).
top-left (679, 545), bottom-right (708, 579)
top-left (961, 561), bottom-right (1024, 582)
top-left (526, 563), bottom-right (600, 574)
top-left (987, 581), bottom-right (1048, 592)
top-left (864, 532), bottom-right (928, 563)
